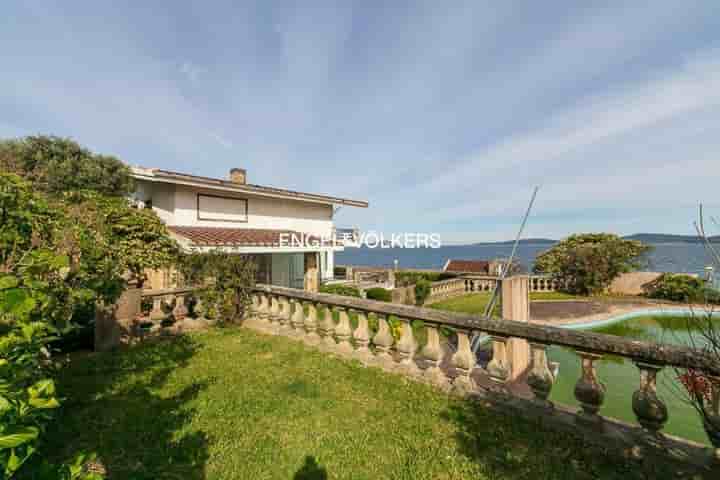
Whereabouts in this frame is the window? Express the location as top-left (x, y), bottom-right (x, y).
top-left (197, 194), bottom-right (248, 222)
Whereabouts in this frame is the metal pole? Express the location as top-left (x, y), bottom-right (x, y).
top-left (471, 186), bottom-right (539, 354)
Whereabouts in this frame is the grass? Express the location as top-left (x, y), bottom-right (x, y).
top-left (32, 327), bottom-right (655, 479)
top-left (429, 292), bottom-right (583, 316)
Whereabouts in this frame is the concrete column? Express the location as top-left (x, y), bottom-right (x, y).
top-left (95, 279), bottom-right (141, 351)
top-left (326, 250), bottom-right (335, 280)
top-left (501, 275), bottom-right (531, 381)
top-left (304, 252), bottom-right (319, 292)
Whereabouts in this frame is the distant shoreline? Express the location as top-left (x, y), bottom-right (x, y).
top-left (452, 234), bottom-right (720, 247)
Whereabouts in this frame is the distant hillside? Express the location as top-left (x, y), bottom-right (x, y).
top-left (469, 233), bottom-right (720, 246)
top-left (472, 238), bottom-right (557, 246)
top-left (623, 233), bottom-right (720, 243)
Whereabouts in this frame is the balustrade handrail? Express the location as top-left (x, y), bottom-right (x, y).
top-left (142, 286), bottom-right (196, 297)
top-left (254, 284), bottom-right (719, 375)
top-left (430, 277), bottom-right (465, 287)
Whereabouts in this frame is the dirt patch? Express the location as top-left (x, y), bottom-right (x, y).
top-left (530, 300), bottom-right (610, 321)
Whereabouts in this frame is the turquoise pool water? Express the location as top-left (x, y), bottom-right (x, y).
top-left (547, 310), bottom-right (718, 445)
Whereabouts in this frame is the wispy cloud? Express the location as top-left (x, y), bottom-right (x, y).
top-left (1, 1), bottom-right (719, 241)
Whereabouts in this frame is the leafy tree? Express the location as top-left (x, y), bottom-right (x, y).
top-left (0, 153), bottom-right (176, 476)
top-left (533, 233), bottom-right (651, 295)
top-left (0, 136), bottom-right (133, 197)
top-left (643, 273), bottom-right (719, 304)
top-left (0, 176), bottom-right (107, 478)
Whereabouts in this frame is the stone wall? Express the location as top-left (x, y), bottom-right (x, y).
top-left (608, 271), bottom-right (663, 295)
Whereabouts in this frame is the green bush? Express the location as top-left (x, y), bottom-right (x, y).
top-left (179, 252), bottom-right (256, 323)
top-left (414, 279), bottom-right (432, 306)
top-left (365, 287), bottom-right (392, 302)
top-left (320, 284), bottom-right (361, 298)
top-left (643, 273), bottom-right (719, 304)
top-left (395, 271), bottom-right (456, 287)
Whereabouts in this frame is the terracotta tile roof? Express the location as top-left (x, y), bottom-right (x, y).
top-left (444, 259), bottom-right (490, 274)
top-left (168, 226), bottom-right (321, 247)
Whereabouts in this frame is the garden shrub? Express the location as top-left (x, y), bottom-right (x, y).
top-left (179, 251), bottom-right (256, 323)
top-left (643, 273), bottom-right (719, 304)
top-left (319, 284), bottom-right (361, 298)
top-left (395, 271), bottom-right (456, 287)
top-left (365, 287), bottom-right (392, 302)
top-left (414, 279), bottom-right (432, 306)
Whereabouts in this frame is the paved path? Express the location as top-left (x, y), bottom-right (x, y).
top-left (530, 298), bottom-right (709, 327)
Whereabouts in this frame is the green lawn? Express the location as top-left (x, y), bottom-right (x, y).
top-left (36, 327), bottom-right (651, 479)
top-left (429, 292), bottom-right (582, 316)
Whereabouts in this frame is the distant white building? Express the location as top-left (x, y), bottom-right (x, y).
top-left (131, 166), bottom-right (367, 290)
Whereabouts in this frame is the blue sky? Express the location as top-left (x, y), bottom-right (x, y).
top-left (2, 1), bottom-right (720, 243)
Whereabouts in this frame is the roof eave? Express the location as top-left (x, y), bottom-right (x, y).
top-left (130, 168), bottom-right (368, 208)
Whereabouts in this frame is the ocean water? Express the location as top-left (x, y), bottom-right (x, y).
top-left (336, 242), bottom-right (716, 276)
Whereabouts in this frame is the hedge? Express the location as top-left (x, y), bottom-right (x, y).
top-left (366, 287), bottom-right (392, 302)
top-left (319, 283), bottom-right (361, 298)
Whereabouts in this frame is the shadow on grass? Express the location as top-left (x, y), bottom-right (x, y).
top-left (30, 336), bottom-right (209, 479)
top-left (293, 456), bottom-right (328, 480)
top-left (442, 399), bottom-right (646, 480)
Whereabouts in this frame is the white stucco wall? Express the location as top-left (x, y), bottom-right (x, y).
top-left (138, 180), bottom-right (334, 237)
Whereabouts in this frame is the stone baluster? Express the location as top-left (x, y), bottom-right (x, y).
top-left (352, 310), bottom-right (372, 361)
top-left (290, 299), bottom-right (305, 335)
top-left (303, 302), bottom-right (320, 343)
top-left (249, 293), bottom-right (259, 314)
top-left (334, 307), bottom-right (353, 352)
top-left (172, 294), bottom-right (188, 320)
top-left (632, 362), bottom-right (668, 435)
top-left (451, 329), bottom-right (476, 393)
top-left (268, 295), bottom-right (280, 326)
top-left (527, 342), bottom-right (555, 408)
top-left (149, 296), bottom-right (165, 321)
top-left (395, 317), bottom-right (420, 375)
top-left (487, 335), bottom-right (509, 389)
top-left (278, 296), bottom-right (291, 333)
top-left (372, 314), bottom-right (394, 365)
top-left (319, 304), bottom-right (336, 347)
top-left (421, 323), bottom-right (449, 388)
top-left (258, 293), bottom-right (269, 322)
top-left (574, 351), bottom-right (606, 425)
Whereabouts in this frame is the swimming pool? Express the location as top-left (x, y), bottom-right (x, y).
top-left (548, 310), bottom-right (718, 445)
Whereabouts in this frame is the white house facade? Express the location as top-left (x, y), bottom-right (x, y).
top-left (131, 166), bottom-right (367, 290)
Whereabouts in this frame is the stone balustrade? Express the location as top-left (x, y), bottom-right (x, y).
top-left (138, 287), bottom-right (196, 335)
top-left (430, 275), bottom-right (557, 300)
top-left (246, 281), bottom-right (720, 468)
top-left (528, 274), bottom-right (558, 292)
top-left (426, 277), bottom-right (467, 303)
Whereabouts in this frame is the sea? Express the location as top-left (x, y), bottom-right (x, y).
top-left (336, 243), bottom-right (717, 277)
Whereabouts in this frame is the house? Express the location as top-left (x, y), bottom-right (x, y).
top-left (130, 166), bottom-right (368, 291)
top-left (442, 259), bottom-right (491, 275)
top-left (443, 258), bottom-right (525, 277)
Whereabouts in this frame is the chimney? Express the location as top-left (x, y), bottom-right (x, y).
top-left (229, 168), bottom-right (246, 184)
